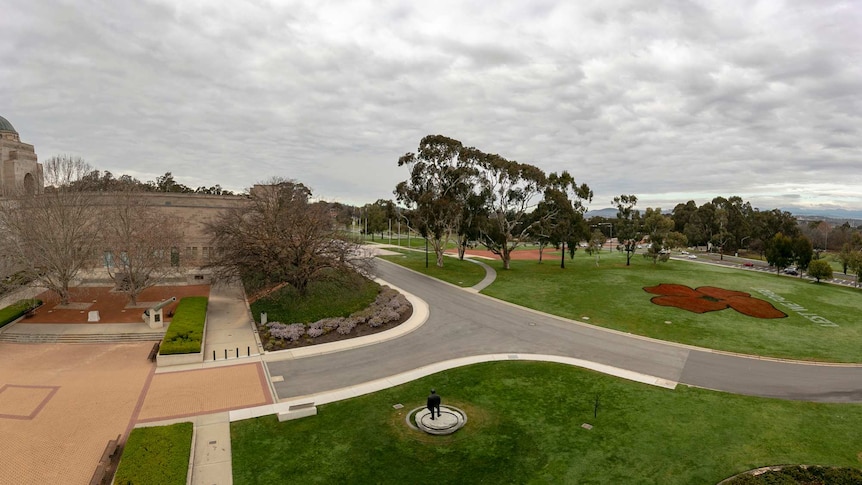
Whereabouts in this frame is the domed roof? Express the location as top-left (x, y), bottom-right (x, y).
top-left (0, 115), bottom-right (17, 133)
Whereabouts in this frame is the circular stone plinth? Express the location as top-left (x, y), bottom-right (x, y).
top-left (411, 406), bottom-right (467, 435)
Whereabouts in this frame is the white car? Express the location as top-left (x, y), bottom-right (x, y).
top-left (687, 254), bottom-right (697, 259)
top-left (680, 250), bottom-right (689, 255)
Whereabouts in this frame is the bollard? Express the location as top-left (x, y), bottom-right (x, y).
top-left (224, 349), bottom-right (228, 359)
top-left (236, 347), bottom-right (239, 358)
top-left (213, 350), bottom-right (216, 361)
top-left (247, 346), bottom-right (250, 357)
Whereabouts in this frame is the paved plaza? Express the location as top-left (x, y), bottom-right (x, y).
top-left (0, 343), bottom-right (153, 485)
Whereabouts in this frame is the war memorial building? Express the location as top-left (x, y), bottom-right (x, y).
top-left (0, 114), bottom-right (247, 279)
top-left (0, 115), bottom-right (42, 197)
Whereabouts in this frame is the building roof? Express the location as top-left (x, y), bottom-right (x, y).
top-left (0, 115), bottom-right (17, 133)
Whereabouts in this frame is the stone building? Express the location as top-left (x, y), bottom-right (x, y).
top-left (0, 114), bottom-right (248, 283)
top-left (0, 115), bottom-right (43, 196)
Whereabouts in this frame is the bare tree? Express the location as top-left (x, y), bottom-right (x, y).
top-left (0, 156), bottom-right (102, 304)
top-left (101, 188), bottom-right (185, 304)
top-left (206, 178), bottom-right (373, 295)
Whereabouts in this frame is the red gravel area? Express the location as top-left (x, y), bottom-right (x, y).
top-left (445, 248), bottom-right (546, 261)
top-left (24, 285), bottom-right (211, 324)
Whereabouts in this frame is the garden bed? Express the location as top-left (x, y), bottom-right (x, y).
top-left (158, 297), bottom-right (208, 366)
top-left (258, 286), bottom-right (412, 352)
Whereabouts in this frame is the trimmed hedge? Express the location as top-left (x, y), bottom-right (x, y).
top-left (0, 299), bottom-right (42, 328)
top-left (159, 297), bottom-right (208, 355)
top-left (114, 422), bottom-right (193, 485)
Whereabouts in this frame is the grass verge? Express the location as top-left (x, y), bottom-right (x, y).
top-left (378, 248), bottom-right (487, 287)
top-left (231, 361), bottom-right (862, 484)
top-left (114, 423), bottom-right (192, 485)
top-left (0, 298), bottom-right (41, 328)
top-left (160, 297), bottom-right (208, 355)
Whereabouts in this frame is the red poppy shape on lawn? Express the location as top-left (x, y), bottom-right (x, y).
top-left (643, 284), bottom-right (787, 319)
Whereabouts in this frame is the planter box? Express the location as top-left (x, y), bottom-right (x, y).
top-left (156, 316), bottom-right (208, 367)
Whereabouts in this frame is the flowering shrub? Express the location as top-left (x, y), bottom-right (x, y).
top-left (268, 322), bottom-right (305, 341)
top-left (336, 318), bottom-right (357, 335)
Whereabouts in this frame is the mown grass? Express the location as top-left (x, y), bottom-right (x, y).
top-left (114, 423), bottom-right (192, 485)
top-left (379, 248), bottom-right (486, 287)
top-left (231, 361), bottom-right (862, 484)
top-left (478, 251), bottom-right (862, 362)
top-left (250, 272), bottom-right (380, 324)
top-left (160, 297), bottom-right (208, 355)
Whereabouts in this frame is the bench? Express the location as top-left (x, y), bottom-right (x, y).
top-left (99, 435), bottom-right (120, 463)
top-left (90, 435), bottom-right (121, 485)
top-left (89, 463), bottom-right (107, 485)
top-left (147, 342), bottom-right (160, 362)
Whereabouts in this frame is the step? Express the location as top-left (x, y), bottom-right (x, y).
top-left (0, 332), bottom-right (165, 344)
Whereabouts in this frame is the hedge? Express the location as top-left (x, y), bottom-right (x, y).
top-left (159, 297), bottom-right (208, 355)
top-left (0, 299), bottom-right (42, 328)
top-left (114, 422), bottom-right (193, 485)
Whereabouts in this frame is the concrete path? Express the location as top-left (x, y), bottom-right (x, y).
top-left (464, 258), bottom-right (496, 292)
top-left (202, 281), bottom-right (260, 362)
top-left (190, 413), bottom-right (232, 485)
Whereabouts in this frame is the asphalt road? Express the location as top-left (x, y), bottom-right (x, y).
top-left (268, 259), bottom-right (862, 403)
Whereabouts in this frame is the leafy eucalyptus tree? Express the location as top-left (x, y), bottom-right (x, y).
top-left (395, 135), bottom-right (476, 268)
top-left (642, 207), bottom-right (674, 264)
top-left (613, 194), bottom-right (641, 266)
top-left (471, 150), bottom-right (548, 270)
top-left (543, 171), bottom-right (592, 268)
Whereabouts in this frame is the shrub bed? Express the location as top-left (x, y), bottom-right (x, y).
top-left (0, 299), bottom-right (42, 328)
top-left (723, 465), bottom-right (862, 484)
top-left (260, 286), bottom-right (411, 351)
top-left (160, 297), bottom-right (208, 355)
top-left (114, 422), bottom-right (192, 485)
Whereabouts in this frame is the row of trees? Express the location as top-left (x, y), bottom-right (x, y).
top-left (0, 156), bottom-right (185, 305)
top-left (394, 135), bottom-right (593, 270)
top-left (668, 197), bottom-right (801, 259)
top-left (391, 136), bottom-right (862, 277)
top-left (71, 169), bottom-right (234, 195)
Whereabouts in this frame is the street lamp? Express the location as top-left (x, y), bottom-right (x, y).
top-left (591, 223), bottom-right (614, 251)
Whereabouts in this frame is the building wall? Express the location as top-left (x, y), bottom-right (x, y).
top-left (126, 192), bottom-right (250, 266)
top-left (0, 130), bottom-right (42, 197)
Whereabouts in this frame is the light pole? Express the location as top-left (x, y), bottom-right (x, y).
top-left (591, 223), bottom-right (613, 251)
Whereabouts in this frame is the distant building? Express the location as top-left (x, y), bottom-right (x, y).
top-left (0, 115), bottom-right (43, 196)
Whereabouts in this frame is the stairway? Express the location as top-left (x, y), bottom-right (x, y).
top-left (0, 332), bottom-right (165, 344)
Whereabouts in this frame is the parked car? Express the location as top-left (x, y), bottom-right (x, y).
top-left (742, 262), bottom-right (754, 267)
top-left (784, 267), bottom-right (799, 275)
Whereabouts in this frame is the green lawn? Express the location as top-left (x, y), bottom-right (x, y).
top-left (115, 423), bottom-right (192, 485)
top-left (379, 248), bottom-right (486, 287)
top-left (249, 272), bottom-right (380, 324)
top-left (477, 251), bottom-right (862, 362)
top-left (231, 361), bottom-right (862, 484)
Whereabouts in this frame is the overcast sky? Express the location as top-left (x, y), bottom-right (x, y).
top-left (3, 0), bottom-right (861, 213)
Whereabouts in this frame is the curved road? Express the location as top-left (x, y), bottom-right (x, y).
top-left (267, 260), bottom-right (862, 403)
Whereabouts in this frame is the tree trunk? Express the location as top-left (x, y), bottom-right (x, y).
top-left (560, 242), bottom-right (566, 269)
